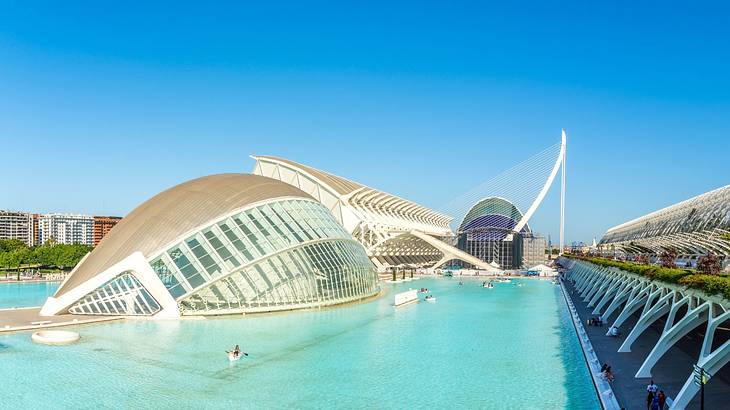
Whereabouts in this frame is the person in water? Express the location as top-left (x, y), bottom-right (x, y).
top-left (231, 345), bottom-right (249, 358)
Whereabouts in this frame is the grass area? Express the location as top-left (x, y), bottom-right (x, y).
top-left (566, 255), bottom-right (730, 301)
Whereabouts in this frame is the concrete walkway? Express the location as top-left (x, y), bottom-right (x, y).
top-left (565, 280), bottom-right (730, 410)
top-left (0, 307), bottom-right (120, 333)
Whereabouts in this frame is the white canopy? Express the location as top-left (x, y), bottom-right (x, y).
top-left (528, 264), bottom-right (554, 272)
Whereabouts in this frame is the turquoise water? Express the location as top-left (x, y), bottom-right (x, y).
top-left (0, 278), bottom-right (598, 409)
top-left (0, 282), bottom-right (59, 309)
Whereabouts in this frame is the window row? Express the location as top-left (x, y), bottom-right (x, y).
top-left (149, 199), bottom-right (354, 300)
top-left (178, 239), bottom-right (378, 314)
top-left (68, 272), bottom-right (161, 316)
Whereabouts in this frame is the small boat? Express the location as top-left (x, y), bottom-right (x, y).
top-left (228, 352), bottom-right (242, 362)
top-left (515, 282), bottom-right (524, 287)
top-left (424, 295), bottom-right (436, 302)
top-left (495, 278), bottom-right (511, 283)
top-left (418, 288), bottom-right (429, 293)
top-left (483, 281), bottom-right (494, 289)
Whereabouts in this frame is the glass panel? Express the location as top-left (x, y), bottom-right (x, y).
top-left (168, 247), bottom-right (206, 289)
top-left (68, 272), bottom-right (161, 316)
top-left (150, 257), bottom-right (186, 298)
top-left (186, 236), bottom-right (222, 276)
top-left (203, 229), bottom-right (240, 268)
top-left (218, 222), bottom-right (256, 261)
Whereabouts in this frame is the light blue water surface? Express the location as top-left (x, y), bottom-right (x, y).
top-left (0, 278), bottom-right (599, 409)
top-left (0, 281), bottom-right (59, 309)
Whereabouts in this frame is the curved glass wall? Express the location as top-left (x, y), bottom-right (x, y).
top-left (148, 198), bottom-right (379, 314)
top-left (601, 185), bottom-right (730, 244)
top-left (179, 240), bottom-right (376, 314)
top-left (599, 185), bottom-right (730, 257)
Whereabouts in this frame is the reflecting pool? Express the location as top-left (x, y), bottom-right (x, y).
top-left (0, 278), bottom-right (599, 409)
top-left (0, 281), bottom-right (59, 309)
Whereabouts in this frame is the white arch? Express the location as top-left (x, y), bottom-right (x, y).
top-left (511, 129), bottom-right (566, 249)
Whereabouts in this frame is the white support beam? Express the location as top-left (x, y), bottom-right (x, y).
top-left (636, 298), bottom-right (711, 377)
top-left (611, 284), bottom-right (652, 333)
top-left (671, 308), bottom-right (730, 409)
top-left (600, 278), bottom-right (637, 321)
top-left (618, 290), bottom-right (674, 352)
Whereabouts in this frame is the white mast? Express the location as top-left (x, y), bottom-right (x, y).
top-left (559, 129), bottom-right (566, 255)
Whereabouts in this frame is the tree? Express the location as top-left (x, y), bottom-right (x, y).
top-left (0, 239), bottom-right (28, 253)
top-left (0, 241), bottom-right (92, 271)
top-left (659, 249), bottom-right (678, 268)
top-left (697, 253), bottom-right (721, 275)
top-left (634, 254), bottom-right (650, 265)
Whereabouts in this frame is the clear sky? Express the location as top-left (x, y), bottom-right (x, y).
top-left (1, 2), bottom-right (728, 244)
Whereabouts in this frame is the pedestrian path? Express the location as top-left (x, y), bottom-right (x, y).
top-left (564, 280), bottom-right (730, 409)
top-left (0, 307), bottom-right (119, 333)
top-left (559, 278), bottom-right (621, 409)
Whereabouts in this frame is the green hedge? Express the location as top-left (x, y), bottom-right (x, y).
top-left (566, 255), bottom-right (730, 300)
top-left (678, 275), bottom-right (730, 300)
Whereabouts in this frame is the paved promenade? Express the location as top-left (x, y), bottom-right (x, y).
top-left (565, 280), bottom-right (730, 410)
top-left (0, 307), bottom-right (120, 333)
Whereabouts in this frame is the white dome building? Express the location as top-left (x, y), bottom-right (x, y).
top-left (41, 174), bottom-right (379, 319)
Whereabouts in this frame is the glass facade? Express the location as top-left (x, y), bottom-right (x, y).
top-left (66, 198), bottom-right (379, 317)
top-left (179, 241), bottom-right (376, 314)
top-left (598, 185), bottom-right (730, 258)
top-left (149, 198), bottom-right (378, 315)
top-left (457, 197), bottom-right (531, 269)
top-left (68, 272), bottom-right (161, 316)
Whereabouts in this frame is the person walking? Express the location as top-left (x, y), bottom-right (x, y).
top-left (650, 394), bottom-right (661, 410)
top-left (657, 391), bottom-right (666, 410)
top-left (646, 380), bottom-right (658, 410)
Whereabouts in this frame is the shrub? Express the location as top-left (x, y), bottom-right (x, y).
top-left (679, 275), bottom-right (730, 300)
top-left (697, 253), bottom-right (721, 275)
top-left (659, 249), bottom-right (678, 268)
top-left (566, 254), bottom-right (730, 301)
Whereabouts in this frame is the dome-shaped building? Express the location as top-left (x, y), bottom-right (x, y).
top-left (41, 174), bottom-right (379, 318)
top-left (457, 197), bottom-right (539, 269)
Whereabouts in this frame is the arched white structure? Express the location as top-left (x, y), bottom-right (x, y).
top-left (251, 156), bottom-right (500, 272)
top-left (599, 184), bottom-right (730, 260)
top-left (510, 129), bottom-right (566, 255)
top-left (41, 174), bottom-right (380, 318)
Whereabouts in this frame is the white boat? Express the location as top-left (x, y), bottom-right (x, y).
top-left (425, 295), bottom-right (436, 302)
top-left (228, 352), bottom-right (242, 362)
top-left (483, 282), bottom-right (494, 289)
top-left (495, 278), bottom-right (511, 283)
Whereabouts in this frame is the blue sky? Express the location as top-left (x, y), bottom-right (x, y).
top-left (1, 2), bottom-right (728, 244)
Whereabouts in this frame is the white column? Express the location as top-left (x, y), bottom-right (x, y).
top-left (560, 129), bottom-right (566, 255)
